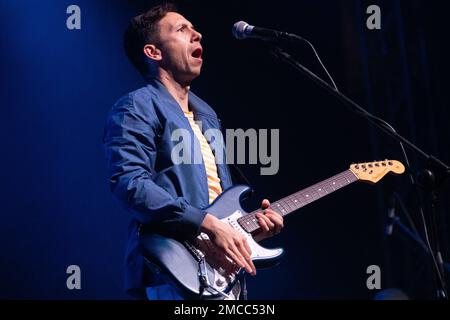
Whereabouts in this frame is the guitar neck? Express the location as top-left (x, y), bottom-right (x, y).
top-left (238, 169), bottom-right (359, 233)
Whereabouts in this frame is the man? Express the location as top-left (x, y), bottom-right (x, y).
top-left (103, 3), bottom-right (283, 300)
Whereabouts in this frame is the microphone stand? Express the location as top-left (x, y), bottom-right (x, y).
top-left (270, 46), bottom-right (450, 299)
top-left (387, 194), bottom-right (450, 292)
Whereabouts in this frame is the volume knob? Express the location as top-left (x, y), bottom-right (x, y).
top-left (216, 277), bottom-right (225, 287)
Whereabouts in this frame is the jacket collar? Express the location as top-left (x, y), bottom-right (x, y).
top-left (146, 77), bottom-right (218, 119)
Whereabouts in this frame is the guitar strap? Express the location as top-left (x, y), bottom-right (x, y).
top-left (230, 164), bottom-right (255, 194)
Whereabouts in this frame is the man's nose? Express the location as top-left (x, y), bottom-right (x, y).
top-left (192, 29), bottom-right (202, 42)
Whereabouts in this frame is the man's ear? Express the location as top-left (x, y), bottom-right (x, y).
top-left (143, 44), bottom-right (162, 61)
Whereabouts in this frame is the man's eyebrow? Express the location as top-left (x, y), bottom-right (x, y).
top-left (176, 21), bottom-right (195, 29)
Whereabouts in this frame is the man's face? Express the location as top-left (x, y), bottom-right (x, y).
top-left (155, 12), bottom-right (203, 85)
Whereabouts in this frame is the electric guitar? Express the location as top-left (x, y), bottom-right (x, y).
top-left (140, 160), bottom-right (405, 299)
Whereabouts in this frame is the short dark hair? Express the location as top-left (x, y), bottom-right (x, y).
top-left (123, 3), bottom-right (178, 77)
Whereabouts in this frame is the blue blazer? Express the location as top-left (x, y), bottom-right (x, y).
top-left (103, 78), bottom-right (233, 298)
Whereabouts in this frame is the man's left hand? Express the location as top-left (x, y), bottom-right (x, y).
top-left (253, 199), bottom-right (284, 242)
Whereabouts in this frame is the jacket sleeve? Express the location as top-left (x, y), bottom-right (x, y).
top-left (103, 94), bottom-right (206, 240)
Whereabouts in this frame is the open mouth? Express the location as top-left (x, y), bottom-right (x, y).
top-left (191, 47), bottom-right (203, 59)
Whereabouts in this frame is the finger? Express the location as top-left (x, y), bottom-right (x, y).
top-left (229, 243), bottom-right (253, 274)
top-left (261, 212), bottom-right (275, 230)
top-left (274, 223), bottom-right (282, 234)
top-left (242, 237), bottom-right (252, 257)
top-left (248, 258), bottom-right (256, 276)
top-left (236, 241), bottom-right (256, 275)
top-left (265, 210), bottom-right (284, 227)
top-left (225, 245), bottom-right (247, 270)
top-left (236, 237), bottom-right (252, 260)
top-left (261, 199), bottom-right (270, 209)
top-left (265, 216), bottom-right (283, 234)
top-left (256, 213), bottom-right (270, 232)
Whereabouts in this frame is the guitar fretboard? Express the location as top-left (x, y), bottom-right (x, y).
top-left (237, 170), bottom-right (358, 233)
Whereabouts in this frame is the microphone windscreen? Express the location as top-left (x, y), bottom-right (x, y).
top-left (232, 21), bottom-right (249, 39)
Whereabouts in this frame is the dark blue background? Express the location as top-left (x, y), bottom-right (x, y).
top-left (1, 0), bottom-right (449, 299)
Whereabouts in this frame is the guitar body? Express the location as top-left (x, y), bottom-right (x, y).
top-left (140, 185), bottom-right (284, 299)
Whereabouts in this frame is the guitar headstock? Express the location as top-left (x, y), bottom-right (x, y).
top-left (349, 160), bottom-right (405, 184)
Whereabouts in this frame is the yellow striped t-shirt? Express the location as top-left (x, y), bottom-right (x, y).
top-left (184, 111), bottom-right (222, 204)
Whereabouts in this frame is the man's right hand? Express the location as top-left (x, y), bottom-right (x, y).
top-left (200, 214), bottom-right (256, 276)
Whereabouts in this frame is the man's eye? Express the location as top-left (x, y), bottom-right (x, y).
top-left (178, 26), bottom-right (186, 32)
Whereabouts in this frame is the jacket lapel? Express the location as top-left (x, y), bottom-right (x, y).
top-left (147, 78), bottom-right (233, 196)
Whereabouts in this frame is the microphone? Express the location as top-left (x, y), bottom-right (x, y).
top-left (232, 21), bottom-right (303, 43)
